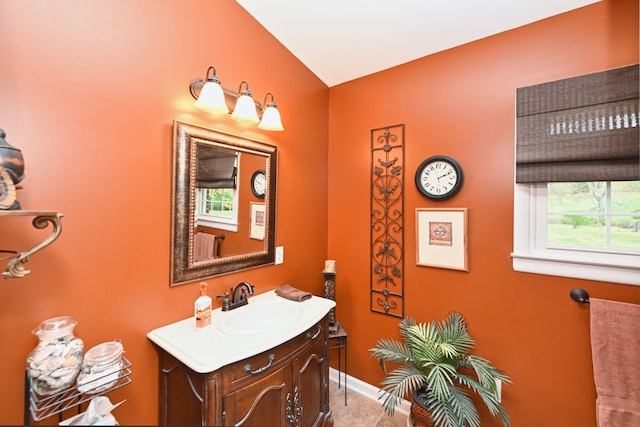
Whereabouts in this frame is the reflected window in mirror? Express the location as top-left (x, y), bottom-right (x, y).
top-left (196, 188), bottom-right (238, 231)
top-left (195, 146), bottom-right (240, 232)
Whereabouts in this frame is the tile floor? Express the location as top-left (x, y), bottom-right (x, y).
top-left (329, 378), bottom-right (408, 427)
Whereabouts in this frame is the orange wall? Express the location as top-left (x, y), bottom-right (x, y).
top-left (328, 1), bottom-right (639, 426)
top-left (1, 0), bottom-right (639, 426)
top-left (0, 0), bottom-right (328, 425)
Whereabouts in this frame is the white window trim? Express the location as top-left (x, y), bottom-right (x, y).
top-left (512, 184), bottom-right (640, 286)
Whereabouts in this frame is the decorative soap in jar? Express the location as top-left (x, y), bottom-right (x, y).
top-left (26, 316), bottom-right (84, 396)
top-left (76, 340), bottom-right (124, 394)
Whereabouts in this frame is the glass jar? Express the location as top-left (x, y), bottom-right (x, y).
top-left (26, 316), bottom-right (84, 396)
top-left (76, 340), bottom-right (124, 394)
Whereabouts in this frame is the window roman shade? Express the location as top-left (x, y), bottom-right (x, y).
top-left (196, 146), bottom-right (237, 189)
top-left (516, 64), bottom-right (639, 183)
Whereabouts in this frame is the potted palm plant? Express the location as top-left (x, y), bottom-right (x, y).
top-left (370, 313), bottom-right (512, 427)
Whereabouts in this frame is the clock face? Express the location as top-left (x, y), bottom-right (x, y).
top-left (415, 156), bottom-right (463, 200)
top-left (251, 170), bottom-right (266, 198)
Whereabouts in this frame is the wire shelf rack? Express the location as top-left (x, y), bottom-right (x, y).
top-left (27, 356), bottom-right (132, 423)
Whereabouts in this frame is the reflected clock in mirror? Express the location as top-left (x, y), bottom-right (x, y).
top-left (250, 170), bottom-right (266, 198)
top-left (171, 121), bottom-right (278, 286)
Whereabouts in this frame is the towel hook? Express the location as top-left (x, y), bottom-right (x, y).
top-left (570, 288), bottom-right (590, 304)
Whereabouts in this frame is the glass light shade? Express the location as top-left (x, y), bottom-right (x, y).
top-left (258, 106), bottom-right (284, 131)
top-left (231, 95), bottom-right (260, 123)
top-left (194, 82), bottom-right (229, 114)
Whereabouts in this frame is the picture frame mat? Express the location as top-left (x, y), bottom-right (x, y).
top-left (250, 202), bottom-right (266, 240)
top-left (416, 208), bottom-right (468, 271)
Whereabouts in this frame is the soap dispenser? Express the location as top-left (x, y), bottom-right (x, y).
top-left (195, 282), bottom-right (212, 329)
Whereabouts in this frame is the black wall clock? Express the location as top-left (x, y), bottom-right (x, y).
top-left (250, 169), bottom-right (266, 198)
top-left (415, 155), bottom-right (463, 200)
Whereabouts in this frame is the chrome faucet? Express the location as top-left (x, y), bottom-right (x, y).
top-left (217, 282), bottom-right (255, 311)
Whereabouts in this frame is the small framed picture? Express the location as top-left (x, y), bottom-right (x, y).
top-left (250, 202), bottom-right (266, 240)
top-left (416, 208), bottom-right (468, 271)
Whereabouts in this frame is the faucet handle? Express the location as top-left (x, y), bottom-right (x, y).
top-left (216, 292), bottom-right (231, 311)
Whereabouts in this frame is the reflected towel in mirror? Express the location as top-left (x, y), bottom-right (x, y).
top-left (194, 232), bottom-right (217, 262)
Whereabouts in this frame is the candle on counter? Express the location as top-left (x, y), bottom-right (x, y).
top-left (324, 260), bottom-right (336, 273)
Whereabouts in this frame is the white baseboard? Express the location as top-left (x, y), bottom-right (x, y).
top-left (329, 367), bottom-right (410, 416)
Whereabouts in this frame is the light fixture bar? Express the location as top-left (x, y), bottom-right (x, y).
top-left (189, 66), bottom-right (284, 131)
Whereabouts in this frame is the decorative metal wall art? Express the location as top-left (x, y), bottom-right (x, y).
top-left (370, 124), bottom-right (405, 318)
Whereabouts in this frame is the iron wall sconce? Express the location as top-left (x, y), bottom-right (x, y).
top-left (189, 66), bottom-right (284, 131)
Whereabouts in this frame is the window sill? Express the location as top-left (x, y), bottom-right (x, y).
top-left (511, 252), bottom-right (640, 286)
top-left (195, 218), bottom-right (238, 232)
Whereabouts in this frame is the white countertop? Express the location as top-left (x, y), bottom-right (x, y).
top-left (147, 290), bottom-right (336, 373)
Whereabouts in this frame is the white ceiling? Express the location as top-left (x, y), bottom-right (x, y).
top-left (236, 0), bottom-right (601, 87)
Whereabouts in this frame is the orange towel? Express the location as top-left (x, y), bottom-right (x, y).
top-left (275, 284), bottom-right (312, 302)
top-left (590, 298), bottom-right (640, 426)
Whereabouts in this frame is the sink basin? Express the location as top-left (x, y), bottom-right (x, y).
top-left (218, 300), bottom-right (303, 335)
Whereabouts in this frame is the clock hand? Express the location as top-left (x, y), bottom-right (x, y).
top-left (437, 170), bottom-right (454, 179)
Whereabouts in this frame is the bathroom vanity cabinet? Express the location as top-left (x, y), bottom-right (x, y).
top-left (148, 291), bottom-right (336, 427)
top-left (158, 316), bottom-right (331, 426)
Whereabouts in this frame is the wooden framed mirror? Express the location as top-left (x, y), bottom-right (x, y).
top-left (171, 121), bottom-right (277, 285)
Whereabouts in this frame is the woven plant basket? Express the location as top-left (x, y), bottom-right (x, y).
top-left (410, 390), bottom-right (434, 427)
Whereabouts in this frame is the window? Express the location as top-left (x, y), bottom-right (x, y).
top-left (547, 181), bottom-right (640, 250)
top-left (512, 181), bottom-right (640, 286)
top-left (513, 65), bottom-right (640, 286)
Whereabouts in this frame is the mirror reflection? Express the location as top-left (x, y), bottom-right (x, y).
top-left (171, 121), bottom-right (277, 286)
top-left (194, 144), bottom-right (265, 259)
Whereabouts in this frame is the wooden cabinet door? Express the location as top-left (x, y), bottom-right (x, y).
top-left (294, 327), bottom-right (329, 427)
top-left (222, 364), bottom-right (292, 426)
top-left (160, 351), bottom-right (221, 426)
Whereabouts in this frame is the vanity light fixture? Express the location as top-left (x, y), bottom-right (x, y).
top-left (230, 81), bottom-right (260, 123)
top-left (258, 93), bottom-right (284, 131)
top-left (193, 66), bottom-right (229, 115)
top-left (189, 66), bottom-right (284, 131)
